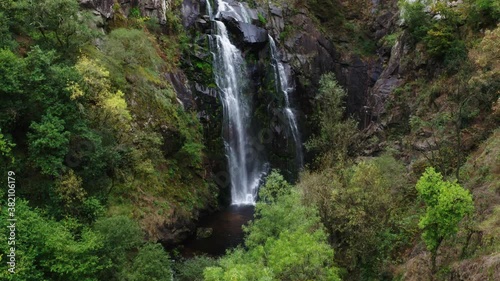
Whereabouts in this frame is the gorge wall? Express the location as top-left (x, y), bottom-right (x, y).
top-left (77, 0), bottom-right (402, 243)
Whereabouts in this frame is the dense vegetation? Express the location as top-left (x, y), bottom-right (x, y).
top-left (1, 0), bottom-right (498, 280)
top-left (1, 0), bottom-right (213, 280)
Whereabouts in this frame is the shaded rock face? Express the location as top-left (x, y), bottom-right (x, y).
top-left (182, 0), bottom-right (202, 28)
top-left (178, 0), bottom-right (404, 175)
top-left (268, 7), bottom-right (378, 135)
top-left (79, 0), bottom-right (115, 18)
top-left (80, 0), bottom-right (168, 24)
top-left (368, 31), bottom-right (405, 121)
top-left (158, 213), bottom-right (196, 245)
top-left (165, 72), bottom-right (195, 109)
top-left (139, 0), bottom-right (168, 24)
top-left (223, 18), bottom-right (269, 47)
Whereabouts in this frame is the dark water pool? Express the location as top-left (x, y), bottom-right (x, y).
top-left (180, 205), bottom-right (255, 258)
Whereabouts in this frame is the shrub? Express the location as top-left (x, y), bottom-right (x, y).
top-left (399, 0), bottom-right (432, 42)
top-left (305, 73), bottom-right (358, 166)
top-left (175, 256), bottom-right (217, 281)
top-left (128, 243), bottom-right (173, 281)
top-left (416, 167), bottom-right (474, 271)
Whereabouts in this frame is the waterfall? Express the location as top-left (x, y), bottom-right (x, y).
top-left (210, 0), bottom-right (267, 205)
top-left (215, 0), bottom-right (251, 23)
top-left (206, 0), bottom-right (213, 19)
top-left (268, 36), bottom-right (304, 170)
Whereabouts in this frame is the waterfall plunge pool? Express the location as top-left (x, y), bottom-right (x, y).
top-left (179, 204), bottom-right (254, 258)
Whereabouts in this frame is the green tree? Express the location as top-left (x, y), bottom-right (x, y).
top-left (175, 256), bottom-right (217, 281)
top-left (299, 154), bottom-right (417, 278)
top-left (399, 0), bottom-right (432, 42)
top-left (94, 215), bottom-right (143, 280)
top-left (71, 56), bottom-right (132, 134)
top-left (20, 0), bottom-right (95, 52)
top-left (0, 129), bottom-right (15, 164)
top-left (204, 172), bottom-right (340, 281)
top-left (258, 169), bottom-right (292, 203)
top-left (416, 167), bottom-right (474, 271)
top-left (27, 114), bottom-right (70, 176)
top-left (128, 243), bottom-right (173, 281)
top-left (306, 73), bottom-right (358, 167)
top-left (0, 49), bottom-right (26, 129)
top-left (55, 169), bottom-right (87, 215)
top-left (0, 200), bottom-right (106, 281)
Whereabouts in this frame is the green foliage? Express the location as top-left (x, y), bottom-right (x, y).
top-left (28, 114), bottom-right (70, 176)
top-left (4, 0), bottom-right (97, 53)
top-left (465, 0), bottom-right (500, 28)
top-left (400, 0), bottom-right (468, 67)
top-left (0, 3), bottom-right (213, 280)
top-left (382, 31), bottom-right (401, 48)
top-left (94, 215), bottom-right (143, 258)
top-left (0, 129), bottom-right (15, 163)
top-left (175, 256), bottom-right (218, 281)
top-left (0, 10), bottom-right (16, 49)
top-left (128, 243), bottom-right (173, 281)
top-left (129, 7), bottom-right (141, 19)
top-left (416, 167), bottom-right (474, 253)
top-left (469, 25), bottom-right (500, 110)
top-left (424, 3), bottom-right (466, 68)
top-left (93, 215), bottom-right (143, 279)
top-left (0, 200), bottom-right (106, 281)
top-left (204, 173), bottom-right (340, 280)
top-left (104, 28), bottom-right (162, 72)
top-left (0, 49), bottom-right (27, 128)
top-left (424, 25), bottom-right (460, 59)
top-left (306, 73), bottom-right (358, 166)
top-left (258, 169), bottom-right (292, 203)
top-left (71, 56), bottom-right (132, 133)
top-left (55, 169), bottom-right (86, 212)
top-left (299, 154), bottom-right (418, 278)
top-left (258, 13), bottom-right (267, 25)
top-left (399, 0), bottom-right (432, 42)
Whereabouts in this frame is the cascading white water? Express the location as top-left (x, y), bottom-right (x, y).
top-left (206, 0), bottom-right (213, 19)
top-left (210, 0), bottom-right (267, 205)
top-left (214, 0), bottom-right (251, 23)
top-left (269, 36), bottom-right (304, 169)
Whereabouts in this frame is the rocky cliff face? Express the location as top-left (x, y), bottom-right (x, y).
top-left (80, 0), bottom-right (169, 23)
top-left (176, 0), bottom-right (401, 173)
top-left (78, 0), bottom-right (403, 247)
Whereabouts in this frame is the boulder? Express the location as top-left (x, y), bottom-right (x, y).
top-left (235, 22), bottom-right (268, 44)
top-left (196, 227), bottom-right (213, 239)
top-left (223, 17), bottom-right (268, 47)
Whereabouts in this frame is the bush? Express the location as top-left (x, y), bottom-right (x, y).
top-left (0, 200), bottom-right (106, 280)
top-left (175, 256), bottom-right (217, 281)
top-left (305, 73), bottom-right (358, 166)
top-left (399, 0), bottom-right (432, 42)
top-left (466, 0), bottom-right (500, 29)
top-left (27, 114), bottom-right (70, 176)
top-left (416, 167), bottom-right (474, 271)
top-left (128, 243), bottom-right (173, 281)
top-left (299, 155), bottom-right (417, 278)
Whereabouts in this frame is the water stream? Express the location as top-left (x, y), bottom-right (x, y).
top-left (269, 36), bottom-right (304, 170)
top-left (210, 0), bottom-right (267, 205)
top-left (182, 0), bottom-right (304, 258)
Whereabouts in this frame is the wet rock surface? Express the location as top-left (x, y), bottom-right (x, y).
top-left (224, 19), bottom-right (268, 46)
